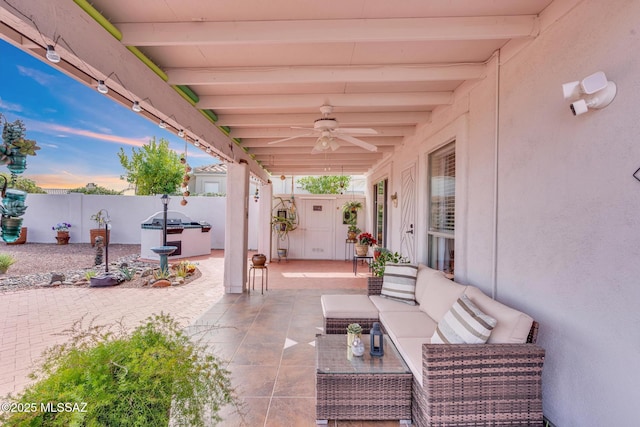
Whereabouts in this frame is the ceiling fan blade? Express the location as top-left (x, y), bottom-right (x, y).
top-left (267, 132), bottom-right (315, 145)
top-left (335, 127), bottom-right (378, 135)
top-left (335, 134), bottom-right (378, 152)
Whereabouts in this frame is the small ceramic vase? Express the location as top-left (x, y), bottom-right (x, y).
top-left (351, 336), bottom-right (365, 357)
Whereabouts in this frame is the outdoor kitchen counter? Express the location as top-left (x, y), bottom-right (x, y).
top-left (140, 211), bottom-right (212, 260)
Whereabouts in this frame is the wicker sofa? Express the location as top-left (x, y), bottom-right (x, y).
top-left (321, 265), bottom-right (545, 426)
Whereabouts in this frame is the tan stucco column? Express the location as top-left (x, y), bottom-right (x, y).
top-left (257, 182), bottom-right (273, 260)
top-left (223, 161), bottom-right (249, 293)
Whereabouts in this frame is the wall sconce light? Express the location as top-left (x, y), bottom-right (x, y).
top-left (562, 71), bottom-right (616, 116)
top-left (390, 192), bottom-right (398, 208)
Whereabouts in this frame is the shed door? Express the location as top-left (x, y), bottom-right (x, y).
top-left (301, 199), bottom-right (334, 259)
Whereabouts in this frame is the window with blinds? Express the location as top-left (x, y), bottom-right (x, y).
top-left (427, 142), bottom-right (455, 273)
top-left (429, 143), bottom-right (455, 233)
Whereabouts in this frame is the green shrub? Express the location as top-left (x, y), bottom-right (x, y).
top-left (370, 250), bottom-right (406, 277)
top-left (0, 314), bottom-right (237, 426)
top-left (0, 252), bottom-right (15, 272)
top-left (84, 270), bottom-right (97, 280)
top-left (119, 266), bottom-right (136, 281)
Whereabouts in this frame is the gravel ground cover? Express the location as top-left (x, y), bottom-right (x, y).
top-left (0, 243), bottom-right (200, 292)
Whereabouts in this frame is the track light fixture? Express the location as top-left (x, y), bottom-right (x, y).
top-left (178, 129), bottom-right (185, 138)
top-left (131, 101), bottom-right (142, 112)
top-left (205, 147), bottom-right (212, 154)
top-left (194, 139), bottom-right (200, 147)
top-left (45, 45), bottom-right (60, 63)
top-left (158, 120), bottom-right (167, 129)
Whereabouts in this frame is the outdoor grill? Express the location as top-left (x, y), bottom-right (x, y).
top-left (140, 211), bottom-right (211, 260)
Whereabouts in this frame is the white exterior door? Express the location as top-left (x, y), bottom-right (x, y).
top-left (400, 164), bottom-right (417, 262)
top-left (301, 199), bottom-right (334, 259)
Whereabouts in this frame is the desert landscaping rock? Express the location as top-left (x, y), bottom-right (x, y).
top-left (0, 244), bottom-right (201, 292)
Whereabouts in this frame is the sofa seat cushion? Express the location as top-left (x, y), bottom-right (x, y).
top-left (464, 286), bottom-right (534, 344)
top-left (379, 310), bottom-right (437, 342)
top-left (321, 294), bottom-right (379, 319)
top-left (381, 263), bottom-right (419, 305)
top-left (431, 294), bottom-right (497, 344)
top-left (394, 337), bottom-right (430, 387)
top-left (419, 275), bottom-right (468, 322)
top-left (370, 295), bottom-right (422, 313)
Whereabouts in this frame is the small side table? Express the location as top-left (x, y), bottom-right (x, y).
top-left (345, 239), bottom-right (356, 261)
top-left (353, 255), bottom-right (373, 275)
top-left (248, 264), bottom-right (268, 294)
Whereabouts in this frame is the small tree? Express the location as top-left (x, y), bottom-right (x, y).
top-left (0, 173), bottom-right (45, 193)
top-left (118, 137), bottom-right (184, 195)
top-left (297, 175), bottom-right (351, 194)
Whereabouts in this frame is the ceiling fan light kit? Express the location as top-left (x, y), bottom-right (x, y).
top-left (267, 104), bottom-right (378, 153)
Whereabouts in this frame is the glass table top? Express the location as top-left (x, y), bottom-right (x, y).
top-left (316, 334), bottom-right (410, 375)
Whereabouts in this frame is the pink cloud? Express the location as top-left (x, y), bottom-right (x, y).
top-left (45, 123), bottom-right (149, 147)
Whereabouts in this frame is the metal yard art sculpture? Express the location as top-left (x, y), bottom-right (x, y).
top-left (0, 114), bottom-right (41, 242)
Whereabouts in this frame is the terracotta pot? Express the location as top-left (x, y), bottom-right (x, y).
top-left (347, 231), bottom-right (357, 241)
top-left (252, 253), bottom-right (267, 266)
top-left (6, 227), bottom-right (27, 245)
top-left (56, 231), bottom-right (70, 245)
top-left (90, 229), bottom-right (110, 247)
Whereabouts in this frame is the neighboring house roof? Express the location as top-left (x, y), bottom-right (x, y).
top-left (193, 163), bottom-right (227, 175)
top-left (42, 188), bottom-right (70, 194)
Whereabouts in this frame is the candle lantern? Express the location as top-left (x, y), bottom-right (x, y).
top-left (370, 322), bottom-right (384, 357)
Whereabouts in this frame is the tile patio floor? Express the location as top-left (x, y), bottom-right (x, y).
top-left (1, 252), bottom-right (398, 426)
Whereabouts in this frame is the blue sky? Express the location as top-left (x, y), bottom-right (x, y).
top-left (0, 39), bottom-right (214, 191)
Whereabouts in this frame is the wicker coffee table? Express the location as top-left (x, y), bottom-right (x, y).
top-left (315, 334), bottom-right (412, 424)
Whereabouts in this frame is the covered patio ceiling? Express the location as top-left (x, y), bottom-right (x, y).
top-left (0, 0), bottom-right (553, 179)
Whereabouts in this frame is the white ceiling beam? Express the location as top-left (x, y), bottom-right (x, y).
top-left (266, 167), bottom-right (369, 175)
top-left (197, 92), bottom-right (452, 110)
top-left (230, 126), bottom-right (414, 139)
top-left (248, 145), bottom-right (395, 155)
top-left (255, 157), bottom-right (382, 169)
top-left (217, 112), bottom-right (428, 127)
top-left (241, 137), bottom-right (402, 148)
top-left (119, 16), bottom-right (538, 46)
top-left (167, 63), bottom-right (485, 86)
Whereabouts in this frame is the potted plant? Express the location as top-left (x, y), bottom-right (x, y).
top-left (342, 200), bottom-right (362, 227)
top-left (0, 252), bottom-right (15, 274)
top-left (355, 232), bottom-right (377, 256)
top-left (347, 225), bottom-right (361, 241)
top-left (89, 209), bottom-right (110, 247)
top-left (52, 222), bottom-right (71, 245)
top-left (0, 114), bottom-right (40, 244)
top-left (346, 323), bottom-right (363, 347)
top-left (368, 250), bottom-right (405, 293)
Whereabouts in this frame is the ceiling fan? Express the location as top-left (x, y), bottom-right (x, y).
top-left (267, 105), bottom-right (378, 154)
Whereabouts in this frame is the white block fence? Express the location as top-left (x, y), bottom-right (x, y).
top-left (8, 194), bottom-right (259, 250)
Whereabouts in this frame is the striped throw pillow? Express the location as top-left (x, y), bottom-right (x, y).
top-left (431, 294), bottom-right (497, 344)
top-left (381, 263), bottom-right (419, 305)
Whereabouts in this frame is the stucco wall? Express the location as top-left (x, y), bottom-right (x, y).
top-left (370, 0), bottom-right (640, 425)
top-left (13, 194), bottom-right (259, 250)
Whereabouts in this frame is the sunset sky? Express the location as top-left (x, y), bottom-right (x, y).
top-left (0, 39), bottom-right (214, 191)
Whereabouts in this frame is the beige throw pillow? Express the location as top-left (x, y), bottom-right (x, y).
top-left (431, 294), bottom-right (497, 344)
top-left (381, 263), bottom-right (419, 305)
